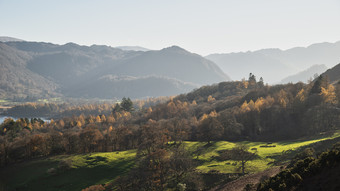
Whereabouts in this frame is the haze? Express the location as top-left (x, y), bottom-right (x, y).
top-left (1, 0), bottom-right (340, 55)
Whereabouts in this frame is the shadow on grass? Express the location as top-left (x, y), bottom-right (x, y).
top-left (85, 156), bottom-right (108, 166)
top-left (6, 157), bottom-right (135, 191)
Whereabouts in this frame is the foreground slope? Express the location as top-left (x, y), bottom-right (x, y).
top-left (0, 151), bottom-right (136, 191)
top-left (2, 133), bottom-right (340, 191)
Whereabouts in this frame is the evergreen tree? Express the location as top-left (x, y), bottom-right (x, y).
top-left (121, 97), bottom-right (134, 112)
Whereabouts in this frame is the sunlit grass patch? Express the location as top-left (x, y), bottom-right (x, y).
top-left (191, 130), bottom-right (340, 173)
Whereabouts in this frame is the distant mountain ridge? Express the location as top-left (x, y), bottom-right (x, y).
top-left (280, 64), bottom-right (328, 84)
top-left (0, 40), bottom-right (230, 100)
top-left (0, 36), bottom-right (24, 42)
top-left (115, 46), bottom-right (150, 51)
top-left (206, 41), bottom-right (340, 84)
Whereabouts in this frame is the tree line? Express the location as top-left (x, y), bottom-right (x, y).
top-left (1, 75), bottom-right (340, 170)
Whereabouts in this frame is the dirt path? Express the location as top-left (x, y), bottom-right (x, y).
top-left (210, 166), bottom-right (282, 191)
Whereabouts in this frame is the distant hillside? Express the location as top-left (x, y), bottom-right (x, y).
top-left (1, 41), bottom-right (230, 99)
top-left (115, 46), bottom-right (150, 51)
top-left (107, 46), bottom-right (230, 86)
top-left (280, 64), bottom-right (328, 84)
top-left (321, 63), bottom-right (340, 84)
top-left (0, 36), bottom-right (24, 42)
top-left (206, 41), bottom-right (340, 83)
top-left (0, 43), bottom-right (59, 100)
top-left (64, 75), bottom-right (196, 99)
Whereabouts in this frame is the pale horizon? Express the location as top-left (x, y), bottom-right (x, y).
top-left (1, 0), bottom-right (340, 55)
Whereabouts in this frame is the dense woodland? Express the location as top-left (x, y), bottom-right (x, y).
top-left (1, 74), bottom-right (340, 190)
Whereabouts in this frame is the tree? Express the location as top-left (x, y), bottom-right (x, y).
top-left (112, 103), bottom-right (122, 113)
top-left (258, 77), bottom-right (264, 87)
top-left (197, 117), bottom-right (223, 144)
top-left (320, 84), bottom-right (337, 104)
top-left (219, 145), bottom-right (258, 174)
top-left (310, 75), bottom-right (329, 94)
top-left (248, 73), bottom-right (257, 87)
top-left (121, 97), bottom-right (134, 112)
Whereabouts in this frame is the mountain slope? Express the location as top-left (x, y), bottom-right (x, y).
top-left (280, 64), bottom-right (328, 84)
top-left (206, 41), bottom-right (340, 83)
top-left (1, 41), bottom-right (230, 99)
top-left (321, 63), bottom-right (340, 84)
top-left (102, 46), bottom-right (230, 86)
top-left (65, 75), bottom-right (197, 99)
top-left (0, 42), bottom-right (59, 100)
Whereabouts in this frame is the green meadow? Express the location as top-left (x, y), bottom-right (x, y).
top-left (1, 131), bottom-right (340, 191)
top-left (190, 131), bottom-right (340, 173)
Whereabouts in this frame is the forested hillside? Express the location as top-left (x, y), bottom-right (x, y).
top-left (1, 73), bottom-right (340, 190)
top-left (321, 62), bottom-right (340, 84)
top-left (1, 73), bottom-right (340, 164)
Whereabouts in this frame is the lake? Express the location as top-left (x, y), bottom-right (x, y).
top-left (0, 116), bottom-right (50, 124)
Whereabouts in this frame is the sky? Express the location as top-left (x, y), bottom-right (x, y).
top-left (1, 0), bottom-right (340, 55)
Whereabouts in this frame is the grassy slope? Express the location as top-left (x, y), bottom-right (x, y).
top-left (0, 150), bottom-right (136, 191)
top-left (186, 131), bottom-right (340, 173)
top-left (1, 132), bottom-right (340, 191)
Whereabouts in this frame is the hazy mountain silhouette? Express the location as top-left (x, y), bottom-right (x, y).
top-left (115, 46), bottom-right (150, 51)
top-left (65, 75), bottom-right (196, 99)
top-left (280, 64), bottom-right (328, 84)
top-left (1, 40), bottom-right (230, 99)
top-left (0, 36), bottom-right (24, 42)
top-left (206, 41), bottom-right (340, 83)
top-left (104, 46), bottom-right (230, 86)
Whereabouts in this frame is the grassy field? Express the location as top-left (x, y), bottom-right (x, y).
top-left (1, 131), bottom-right (340, 191)
top-left (188, 131), bottom-right (340, 173)
top-left (0, 150), bottom-right (136, 191)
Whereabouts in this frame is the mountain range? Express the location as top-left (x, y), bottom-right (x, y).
top-left (115, 46), bottom-right (150, 51)
top-left (0, 40), bottom-right (229, 100)
top-left (206, 41), bottom-right (340, 84)
top-left (1, 37), bottom-right (340, 100)
top-left (280, 64), bottom-right (328, 84)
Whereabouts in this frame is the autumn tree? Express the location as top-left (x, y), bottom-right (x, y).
top-left (79, 126), bottom-right (103, 153)
top-left (197, 116), bottom-right (223, 143)
top-left (320, 84), bottom-right (337, 104)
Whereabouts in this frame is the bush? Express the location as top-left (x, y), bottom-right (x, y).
top-left (46, 167), bottom-right (57, 175)
top-left (58, 159), bottom-right (72, 171)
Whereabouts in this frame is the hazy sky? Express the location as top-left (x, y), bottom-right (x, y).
top-left (1, 0), bottom-right (340, 55)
